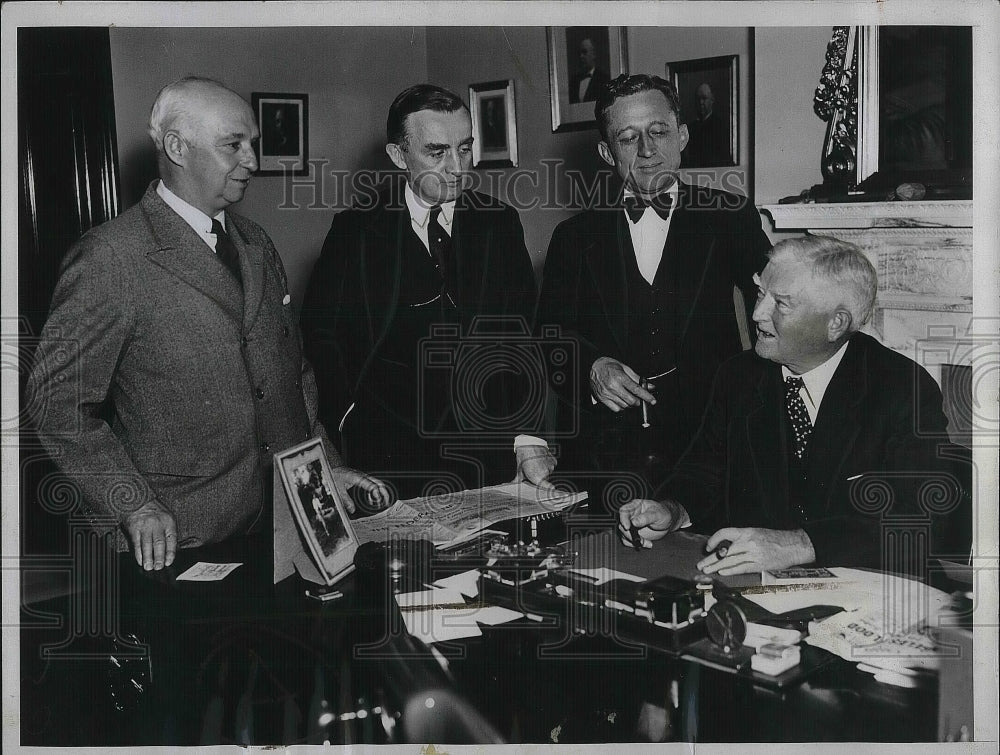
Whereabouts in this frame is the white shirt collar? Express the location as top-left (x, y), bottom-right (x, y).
top-left (405, 183), bottom-right (456, 230)
top-left (781, 339), bottom-right (851, 415)
top-left (156, 180), bottom-right (225, 235)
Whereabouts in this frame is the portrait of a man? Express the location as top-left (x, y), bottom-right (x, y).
top-left (566, 26), bottom-right (611, 103)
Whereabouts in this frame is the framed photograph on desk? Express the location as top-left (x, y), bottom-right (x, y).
top-left (276, 438), bottom-right (357, 585)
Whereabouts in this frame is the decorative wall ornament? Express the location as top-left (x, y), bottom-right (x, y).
top-left (813, 26), bottom-right (858, 188)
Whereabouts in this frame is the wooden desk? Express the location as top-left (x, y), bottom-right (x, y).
top-left (19, 530), bottom-right (947, 745)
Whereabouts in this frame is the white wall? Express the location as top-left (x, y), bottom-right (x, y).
top-left (753, 26), bottom-right (833, 239)
top-left (110, 27), bottom-right (428, 303)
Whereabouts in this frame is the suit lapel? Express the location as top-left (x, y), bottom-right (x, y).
top-left (584, 207), bottom-right (631, 355)
top-left (142, 188), bottom-right (243, 325)
top-left (226, 214), bottom-right (264, 333)
top-left (451, 193), bottom-right (488, 312)
top-left (745, 364), bottom-right (791, 521)
top-left (669, 183), bottom-right (718, 349)
top-left (804, 338), bottom-right (866, 510)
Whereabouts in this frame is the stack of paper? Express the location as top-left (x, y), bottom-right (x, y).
top-left (394, 572), bottom-right (524, 644)
top-left (752, 567), bottom-right (958, 688)
top-left (353, 483), bottom-right (586, 548)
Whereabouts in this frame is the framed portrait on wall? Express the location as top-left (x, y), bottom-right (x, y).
top-left (665, 55), bottom-right (738, 168)
top-left (275, 438), bottom-right (358, 585)
top-left (547, 26), bottom-right (628, 132)
top-left (469, 79), bottom-right (518, 168)
top-left (251, 92), bottom-right (309, 176)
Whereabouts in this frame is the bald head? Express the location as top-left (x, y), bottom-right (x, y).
top-left (696, 83), bottom-right (715, 119)
top-left (148, 76), bottom-right (260, 216)
top-left (149, 76), bottom-right (245, 152)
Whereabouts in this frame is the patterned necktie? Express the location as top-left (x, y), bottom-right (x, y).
top-left (210, 219), bottom-right (242, 283)
top-left (624, 193), bottom-right (674, 223)
top-left (784, 376), bottom-right (813, 460)
top-left (427, 206), bottom-right (451, 276)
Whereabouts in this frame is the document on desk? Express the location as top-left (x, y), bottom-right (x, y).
top-left (352, 482), bottom-right (586, 548)
top-left (395, 587), bottom-right (524, 643)
top-left (176, 562), bottom-right (242, 581)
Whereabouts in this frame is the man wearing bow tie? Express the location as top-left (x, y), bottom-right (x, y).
top-left (539, 74), bottom-right (770, 500)
top-left (301, 84), bottom-right (553, 500)
top-left (27, 77), bottom-right (386, 572)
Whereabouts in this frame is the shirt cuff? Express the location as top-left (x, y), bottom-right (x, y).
top-left (514, 435), bottom-right (548, 450)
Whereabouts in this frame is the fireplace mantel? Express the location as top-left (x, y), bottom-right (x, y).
top-left (763, 200), bottom-right (972, 231)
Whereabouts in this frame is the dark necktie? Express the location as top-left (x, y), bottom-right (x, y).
top-left (211, 219), bottom-right (242, 283)
top-left (784, 376), bottom-right (813, 460)
top-left (427, 206), bottom-right (451, 276)
top-left (624, 193), bottom-right (674, 223)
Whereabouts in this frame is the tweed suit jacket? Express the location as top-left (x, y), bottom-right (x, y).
top-left (28, 181), bottom-right (337, 549)
top-left (662, 333), bottom-right (966, 569)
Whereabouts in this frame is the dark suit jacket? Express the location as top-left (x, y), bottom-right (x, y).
top-left (663, 333), bottom-right (966, 569)
top-left (28, 182), bottom-right (335, 550)
top-left (570, 67), bottom-right (611, 103)
top-left (300, 187), bottom-right (538, 450)
top-left (538, 183), bottom-right (771, 454)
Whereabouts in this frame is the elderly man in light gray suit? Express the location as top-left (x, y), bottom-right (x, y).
top-left (28, 76), bottom-right (387, 572)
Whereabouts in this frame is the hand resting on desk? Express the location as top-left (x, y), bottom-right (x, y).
top-left (697, 527), bottom-right (816, 575)
top-left (617, 498), bottom-right (691, 548)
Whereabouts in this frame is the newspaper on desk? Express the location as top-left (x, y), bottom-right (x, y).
top-left (351, 481), bottom-right (586, 548)
top-left (747, 567), bottom-right (957, 686)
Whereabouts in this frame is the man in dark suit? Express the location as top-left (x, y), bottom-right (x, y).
top-left (619, 236), bottom-right (965, 573)
top-left (539, 73), bottom-right (770, 499)
top-left (301, 84), bottom-right (554, 500)
top-left (569, 37), bottom-right (611, 104)
top-left (27, 76), bottom-right (386, 572)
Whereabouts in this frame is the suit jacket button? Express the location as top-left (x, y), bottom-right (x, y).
top-left (282, 326), bottom-right (290, 337)
top-left (241, 337), bottom-right (249, 347)
top-left (256, 388), bottom-right (265, 400)
top-left (260, 442), bottom-right (270, 452)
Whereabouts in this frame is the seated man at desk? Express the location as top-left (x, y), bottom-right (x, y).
top-left (619, 235), bottom-right (963, 574)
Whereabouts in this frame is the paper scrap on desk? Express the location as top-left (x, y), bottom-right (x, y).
top-left (396, 588), bottom-right (466, 608)
top-left (432, 569), bottom-right (482, 598)
top-left (402, 609), bottom-right (484, 643)
top-left (176, 562), bottom-right (242, 581)
top-left (472, 606), bottom-right (524, 626)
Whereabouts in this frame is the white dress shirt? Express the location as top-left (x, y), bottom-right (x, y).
top-left (156, 180), bottom-right (227, 253)
top-left (405, 183), bottom-right (455, 253)
top-left (781, 340), bottom-right (851, 425)
top-left (624, 183), bottom-right (679, 285)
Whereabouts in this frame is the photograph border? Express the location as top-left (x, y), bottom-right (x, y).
top-left (251, 91), bottom-right (309, 176)
top-left (665, 54), bottom-right (739, 167)
top-left (547, 26), bottom-right (628, 133)
top-left (469, 78), bottom-right (518, 168)
top-left (275, 437), bottom-right (357, 585)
